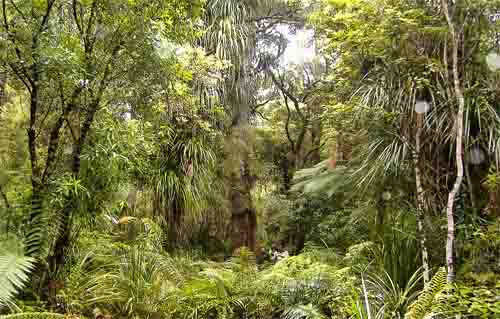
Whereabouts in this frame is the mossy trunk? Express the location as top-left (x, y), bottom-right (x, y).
top-left (230, 159), bottom-right (257, 253)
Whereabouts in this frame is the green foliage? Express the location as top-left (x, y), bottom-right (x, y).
top-left (2, 1), bottom-right (500, 319)
top-left (372, 213), bottom-right (421, 289)
top-left (405, 268), bottom-right (446, 319)
top-left (458, 221), bottom-right (500, 276)
top-left (282, 304), bottom-right (326, 319)
top-left (56, 252), bottom-right (120, 316)
top-left (349, 268), bottom-right (423, 319)
top-left (0, 313), bottom-right (65, 319)
top-left (439, 283), bottom-right (500, 319)
top-left (483, 166), bottom-right (500, 190)
top-left (0, 241), bottom-right (35, 310)
top-left (291, 161), bottom-right (349, 197)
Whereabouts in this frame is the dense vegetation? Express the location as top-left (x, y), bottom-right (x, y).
top-left (1, 0), bottom-right (499, 318)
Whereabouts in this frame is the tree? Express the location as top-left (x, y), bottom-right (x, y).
top-left (310, 0), bottom-right (500, 284)
top-left (201, 0), bottom-right (303, 253)
top-left (266, 59), bottom-right (328, 191)
top-left (0, 0), bottom-right (202, 295)
top-left (441, 0), bottom-right (465, 284)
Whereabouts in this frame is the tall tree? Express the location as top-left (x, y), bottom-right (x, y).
top-left (202, 0), bottom-right (301, 252)
top-left (0, 0), bottom-right (201, 293)
top-left (442, 0), bottom-right (465, 284)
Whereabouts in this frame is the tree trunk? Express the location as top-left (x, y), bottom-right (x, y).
top-left (443, 0), bottom-right (465, 284)
top-left (230, 156), bottom-right (257, 253)
top-left (310, 120), bottom-right (322, 164)
top-left (0, 73), bottom-right (6, 108)
top-left (279, 151), bottom-right (293, 192)
top-left (168, 199), bottom-right (183, 248)
top-left (295, 224), bottom-right (306, 254)
top-left (375, 195), bottom-right (385, 241)
top-left (47, 103), bottom-right (98, 279)
top-left (484, 186), bottom-right (500, 216)
top-left (230, 188), bottom-right (257, 252)
top-left (328, 140), bottom-right (337, 170)
top-left (1, 185), bottom-right (11, 236)
top-left (127, 184), bottom-right (138, 213)
top-left (413, 113), bottom-right (430, 285)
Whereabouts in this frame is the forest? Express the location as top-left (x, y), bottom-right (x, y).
top-left (0, 0), bottom-right (499, 318)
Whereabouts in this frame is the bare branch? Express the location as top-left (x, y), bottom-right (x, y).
top-left (283, 94), bottom-right (295, 151)
top-left (8, 0), bottom-right (27, 23)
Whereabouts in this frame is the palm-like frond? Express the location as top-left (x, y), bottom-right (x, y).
top-left (110, 246), bottom-right (180, 318)
top-left (58, 251), bottom-right (121, 314)
top-left (0, 253), bottom-right (34, 308)
top-left (151, 130), bottom-right (216, 244)
top-left (282, 304), bottom-right (326, 319)
top-left (290, 161), bottom-right (350, 197)
top-left (368, 269), bottom-right (422, 319)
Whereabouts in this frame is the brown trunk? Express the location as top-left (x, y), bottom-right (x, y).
top-left (280, 152), bottom-right (293, 192)
top-left (328, 140), bottom-right (337, 170)
top-left (230, 187), bottom-right (257, 253)
top-left (310, 120), bottom-right (322, 164)
top-left (375, 196), bottom-right (385, 240)
top-left (0, 73), bottom-right (6, 108)
top-left (484, 186), bottom-right (500, 216)
top-left (230, 157), bottom-right (257, 253)
top-left (47, 102), bottom-right (99, 279)
top-left (230, 207), bottom-right (248, 250)
top-left (168, 199), bottom-right (183, 248)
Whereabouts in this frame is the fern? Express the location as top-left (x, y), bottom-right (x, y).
top-left (282, 304), bottom-right (326, 319)
top-left (404, 268), bottom-right (447, 319)
top-left (0, 252), bottom-right (35, 308)
top-left (290, 161), bottom-right (349, 197)
top-left (24, 198), bottom-right (46, 258)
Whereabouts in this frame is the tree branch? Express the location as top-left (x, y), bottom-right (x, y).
top-left (2, 0), bottom-right (33, 90)
top-left (268, 69), bottom-right (299, 104)
top-left (72, 0), bottom-right (84, 36)
top-left (37, 0), bottom-right (56, 35)
top-left (0, 185), bottom-right (10, 209)
top-left (303, 141), bottom-right (326, 164)
top-left (283, 94), bottom-right (295, 151)
top-left (8, 0), bottom-right (27, 23)
top-left (41, 86), bottom-right (84, 183)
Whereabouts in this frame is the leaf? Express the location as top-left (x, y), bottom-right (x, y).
top-left (0, 253), bottom-right (34, 307)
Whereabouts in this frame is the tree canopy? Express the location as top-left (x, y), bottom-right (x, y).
top-left (0, 0), bottom-right (499, 319)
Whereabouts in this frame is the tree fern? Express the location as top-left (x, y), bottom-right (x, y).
top-left (0, 252), bottom-right (34, 307)
top-left (290, 161), bottom-right (349, 197)
top-left (404, 268), bottom-right (447, 319)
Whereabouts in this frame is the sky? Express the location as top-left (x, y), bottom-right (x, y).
top-left (279, 25), bottom-right (316, 65)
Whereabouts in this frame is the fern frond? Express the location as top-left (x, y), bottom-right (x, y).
top-left (282, 304), bottom-right (326, 319)
top-left (0, 253), bottom-right (35, 307)
top-left (24, 196), bottom-right (47, 258)
top-left (404, 268), bottom-right (447, 319)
